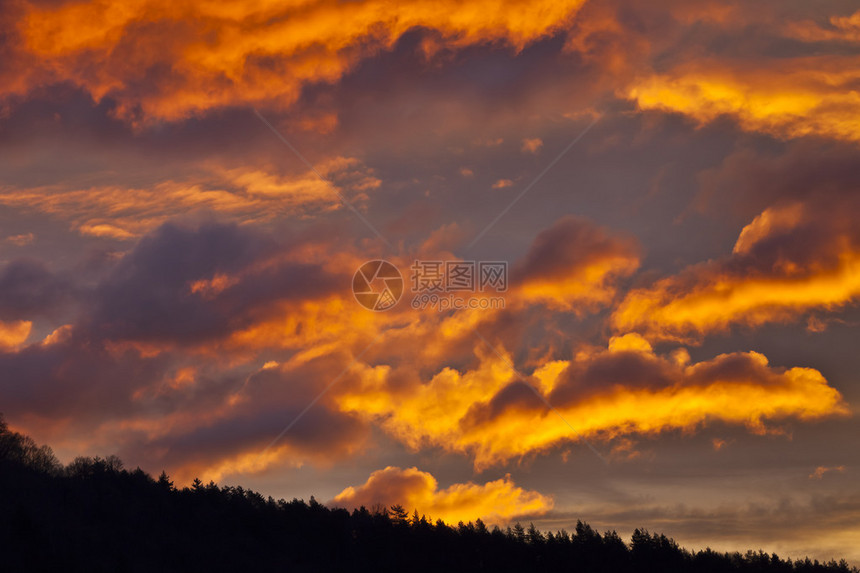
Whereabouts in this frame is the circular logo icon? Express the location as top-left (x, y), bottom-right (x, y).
top-left (352, 260), bottom-right (404, 311)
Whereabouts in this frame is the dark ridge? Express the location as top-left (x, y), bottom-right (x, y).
top-left (0, 414), bottom-right (855, 573)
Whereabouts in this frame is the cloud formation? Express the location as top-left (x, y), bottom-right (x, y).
top-left (613, 200), bottom-right (860, 342)
top-left (332, 466), bottom-right (553, 525)
top-left (511, 216), bottom-right (639, 312)
top-left (1, 1), bottom-right (858, 560)
top-left (0, 158), bottom-right (379, 239)
top-left (0, 259), bottom-right (74, 321)
top-left (5, 0), bottom-right (586, 122)
top-left (0, 320), bottom-right (31, 351)
top-left (809, 466), bottom-right (845, 480)
top-left (628, 59), bottom-right (860, 143)
top-left (337, 334), bottom-right (848, 468)
top-left (610, 2), bottom-right (860, 142)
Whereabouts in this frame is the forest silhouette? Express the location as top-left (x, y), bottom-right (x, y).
top-left (1, 414), bottom-right (855, 573)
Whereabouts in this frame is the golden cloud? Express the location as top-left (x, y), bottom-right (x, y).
top-left (9, 0), bottom-right (587, 122)
top-left (222, 216), bottom-right (640, 364)
top-left (5, 0), bottom-right (858, 149)
top-left (560, 0), bottom-right (860, 143)
top-left (336, 333), bottom-right (849, 469)
top-left (511, 216), bottom-right (640, 312)
top-left (332, 466), bottom-right (553, 525)
top-left (612, 202), bottom-right (860, 342)
top-left (179, 442), bottom-right (306, 485)
top-left (4, 212), bottom-right (849, 483)
top-left (622, 8), bottom-right (860, 142)
top-left (627, 61), bottom-right (860, 142)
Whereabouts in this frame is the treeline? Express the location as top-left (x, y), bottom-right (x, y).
top-left (0, 415), bottom-right (855, 573)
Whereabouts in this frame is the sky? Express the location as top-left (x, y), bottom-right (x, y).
top-left (1, 0), bottom-right (859, 564)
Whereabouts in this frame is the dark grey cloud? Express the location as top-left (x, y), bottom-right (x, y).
top-left (0, 258), bottom-right (74, 320)
top-left (87, 221), bottom-right (342, 345)
top-left (0, 332), bottom-right (170, 421)
top-left (511, 215), bottom-right (639, 286)
top-left (122, 352), bottom-right (372, 476)
top-left (0, 219), bottom-right (350, 450)
top-left (698, 141), bottom-right (860, 221)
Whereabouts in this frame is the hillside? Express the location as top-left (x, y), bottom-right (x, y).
top-left (0, 415), bottom-right (855, 573)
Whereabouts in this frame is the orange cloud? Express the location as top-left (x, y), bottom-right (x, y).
top-left (521, 138), bottom-right (543, 154)
top-left (4, 232), bottom-right (35, 246)
top-left (786, 10), bottom-right (860, 44)
top-left (221, 217), bottom-right (637, 360)
top-left (511, 216), bottom-right (640, 312)
top-left (223, 294), bottom-right (385, 357)
top-left (627, 60), bottom-right (860, 142)
top-left (180, 443), bottom-right (305, 485)
top-left (0, 319), bottom-right (32, 350)
top-left (621, 8), bottom-right (860, 143)
top-left (41, 325), bottom-right (73, 347)
top-left (10, 0), bottom-right (587, 122)
top-left (808, 465), bottom-right (845, 480)
top-left (336, 333), bottom-right (849, 469)
top-left (189, 273), bottom-right (240, 300)
top-left (4, 213), bottom-right (848, 484)
top-left (332, 466), bottom-right (553, 525)
top-left (558, 0), bottom-right (860, 143)
top-left (613, 202), bottom-right (860, 342)
top-left (0, 158), bottom-right (377, 239)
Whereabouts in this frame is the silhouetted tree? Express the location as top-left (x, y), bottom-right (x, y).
top-left (527, 522), bottom-right (545, 545)
top-left (157, 470), bottom-right (174, 491)
top-left (474, 518), bottom-right (488, 535)
top-left (389, 504), bottom-right (409, 525)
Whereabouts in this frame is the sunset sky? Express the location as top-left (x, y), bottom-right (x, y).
top-left (1, 0), bottom-right (859, 563)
